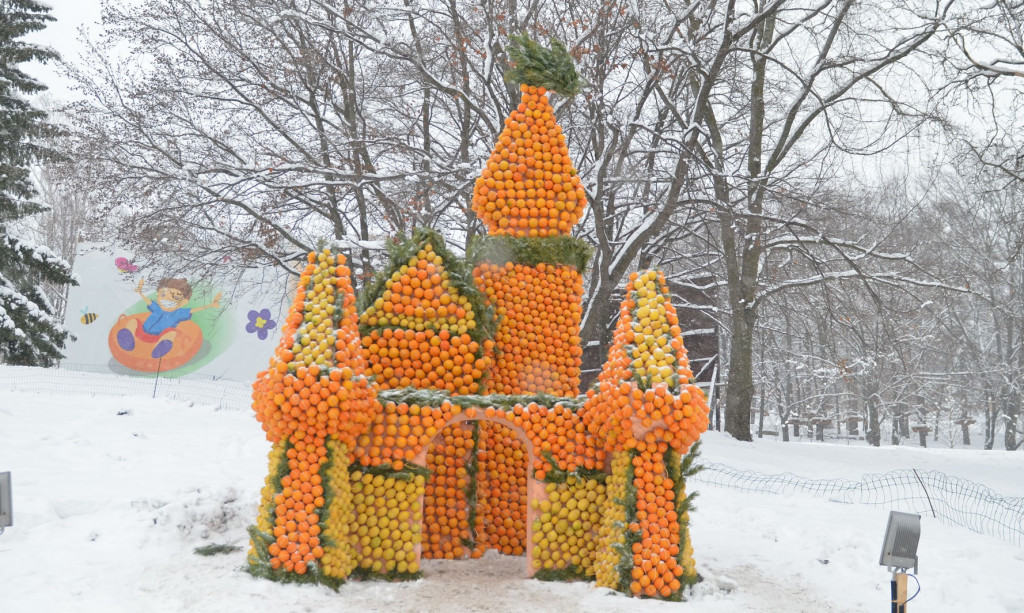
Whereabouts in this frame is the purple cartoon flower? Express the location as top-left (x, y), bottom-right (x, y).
top-left (246, 308), bottom-right (277, 340)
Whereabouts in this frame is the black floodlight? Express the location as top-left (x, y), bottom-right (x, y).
top-left (0, 471), bottom-right (10, 534)
top-left (879, 510), bottom-right (920, 573)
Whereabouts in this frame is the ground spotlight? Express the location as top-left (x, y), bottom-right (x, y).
top-left (0, 471), bottom-right (11, 535)
top-left (879, 510), bottom-right (921, 612)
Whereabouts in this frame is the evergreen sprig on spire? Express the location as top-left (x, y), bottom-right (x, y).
top-left (504, 33), bottom-right (585, 97)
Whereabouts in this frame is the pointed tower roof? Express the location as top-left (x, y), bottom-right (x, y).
top-left (472, 35), bottom-right (587, 237)
top-left (582, 269), bottom-right (710, 453)
top-left (358, 228), bottom-right (494, 341)
top-left (253, 250), bottom-right (378, 448)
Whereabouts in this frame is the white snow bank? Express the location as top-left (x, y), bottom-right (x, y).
top-left (0, 387), bottom-right (1022, 612)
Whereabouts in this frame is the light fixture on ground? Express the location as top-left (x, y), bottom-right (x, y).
top-left (0, 471), bottom-right (11, 535)
top-left (879, 510), bottom-right (921, 612)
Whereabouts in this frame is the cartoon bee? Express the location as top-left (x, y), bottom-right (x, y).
top-left (80, 307), bottom-right (98, 325)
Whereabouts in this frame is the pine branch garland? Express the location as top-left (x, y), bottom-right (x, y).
top-left (505, 33), bottom-right (585, 97)
top-left (352, 460), bottom-right (431, 480)
top-left (468, 234), bottom-right (593, 273)
top-left (534, 565), bottom-right (589, 582)
top-left (377, 386), bottom-right (587, 412)
top-left (463, 421), bottom-right (482, 551)
top-left (194, 544), bottom-right (241, 556)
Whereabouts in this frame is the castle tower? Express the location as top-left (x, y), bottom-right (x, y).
top-left (582, 269), bottom-right (711, 596)
top-left (472, 35), bottom-right (589, 397)
top-left (248, 250), bottom-right (379, 583)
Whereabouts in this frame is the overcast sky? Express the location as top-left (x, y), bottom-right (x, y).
top-left (24, 0), bottom-right (105, 101)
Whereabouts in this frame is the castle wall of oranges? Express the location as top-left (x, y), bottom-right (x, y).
top-left (247, 36), bottom-right (711, 601)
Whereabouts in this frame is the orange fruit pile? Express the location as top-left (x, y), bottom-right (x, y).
top-left (630, 450), bottom-right (684, 598)
top-left (353, 400), bottom-right (463, 468)
top-left (362, 328), bottom-right (491, 394)
top-left (423, 421), bottom-right (476, 559)
top-left (253, 251), bottom-right (378, 449)
top-left (472, 84), bottom-right (587, 237)
top-left (473, 422), bottom-right (528, 556)
top-left (509, 402), bottom-right (604, 479)
top-left (582, 269), bottom-right (710, 454)
top-left (474, 261), bottom-right (583, 396)
top-left (360, 235), bottom-right (492, 394)
top-left (360, 242), bottom-right (477, 333)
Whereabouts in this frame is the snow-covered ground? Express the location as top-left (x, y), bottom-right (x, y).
top-left (2, 382), bottom-right (1023, 612)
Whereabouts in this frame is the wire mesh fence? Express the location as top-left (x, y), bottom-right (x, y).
top-left (0, 363), bottom-right (252, 411)
top-left (693, 462), bottom-right (1024, 547)
top-left (4, 364), bottom-right (1021, 547)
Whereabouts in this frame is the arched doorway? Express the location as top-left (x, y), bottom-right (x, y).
top-left (416, 413), bottom-right (535, 571)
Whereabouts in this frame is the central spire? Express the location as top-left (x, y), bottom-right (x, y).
top-left (472, 35), bottom-right (587, 237)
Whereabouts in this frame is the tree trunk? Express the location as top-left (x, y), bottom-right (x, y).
top-left (890, 405), bottom-right (901, 446)
top-left (757, 391), bottom-right (766, 438)
top-left (985, 398), bottom-right (997, 450)
top-left (865, 393), bottom-right (881, 447)
top-left (724, 308), bottom-right (755, 441)
top-left (1005, 392), bottom-right (1020, 450)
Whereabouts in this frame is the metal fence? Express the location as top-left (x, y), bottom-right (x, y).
top-left (693, 462), bottom-right (1024, 547)
top-left (0, 363), bottom-right (252, 411)
top-left (4, 364), bottom-right (1021, 547)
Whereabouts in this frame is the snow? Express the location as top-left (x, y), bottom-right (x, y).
top-left (1, 378), bottom-right (1023, 612)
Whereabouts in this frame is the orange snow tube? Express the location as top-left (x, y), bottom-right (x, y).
top-left (108, 313), bottom-right (203, 372)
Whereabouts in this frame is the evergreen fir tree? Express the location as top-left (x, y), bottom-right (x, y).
top-left (0, 0), bottom-right (76, 366)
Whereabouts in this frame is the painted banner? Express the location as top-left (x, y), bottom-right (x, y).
top-left (62, 243), bottom-right (293, 380)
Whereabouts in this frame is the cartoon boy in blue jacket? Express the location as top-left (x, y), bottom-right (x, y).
top-left (116, 278), bottom-right (221, 358)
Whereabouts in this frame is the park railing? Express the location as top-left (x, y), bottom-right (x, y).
top-left (3, 363), bottom-right (1021, 547)
top-left (693, 462), bottom-right (1024, 547)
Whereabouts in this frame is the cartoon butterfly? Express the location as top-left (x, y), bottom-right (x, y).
top-left (115, 257), bottom-right (139, 273)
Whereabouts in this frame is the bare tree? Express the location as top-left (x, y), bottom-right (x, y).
top-left (657, 0), bottom-right (955, 441)
top-left (65, 0), bottom-right (970, 446)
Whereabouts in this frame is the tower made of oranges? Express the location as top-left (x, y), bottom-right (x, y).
top-left (471, 34), bottom-right (588, 398)
top-left (582, 269), bottom-right (711, 595)
top-left (248, 251), bottom-right (379, 584)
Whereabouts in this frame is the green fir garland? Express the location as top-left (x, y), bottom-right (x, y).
top-left (468, 234), bottom-right (593, 274)
top-left (504, 33), bottom-right (585, 97)
top-left (538, 450), bottom-right (608, 484)
top-left (377, 387), bottom-right (587, 412)
top-left (534, 564), bottom-right (589, 582)
top-left (612, 449), bottom-right (640, 594)
top-left (676, 441), bottom-right (703, 588)
top-left (351, 460), bottom-right (431, 480)
top-left (194, 544), bottom-right (241, 556)
top-left (462, 421), bottom-right (482, 551)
